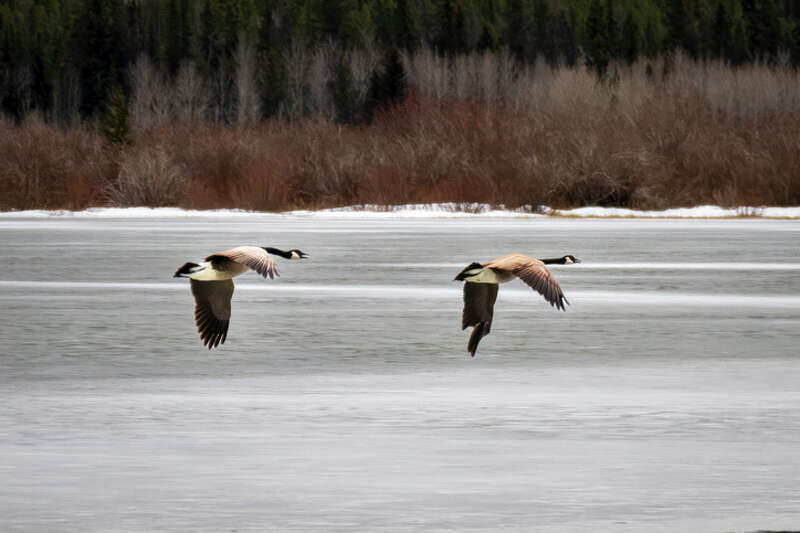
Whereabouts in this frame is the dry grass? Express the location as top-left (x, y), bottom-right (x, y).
top-left (1, 57), bottom-right (799, 212)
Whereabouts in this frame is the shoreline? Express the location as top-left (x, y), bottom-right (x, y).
top-left (1, 204), bottom-right (800, 220)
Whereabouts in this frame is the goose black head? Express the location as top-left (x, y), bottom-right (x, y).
top-left (174, 262), bottom-right (200, 277)
top-left (541, 255), bottom-right (581, 265)
top-left (454, 262), bottom-right (484, 281)
top-left (263, 247), bottom-right (309, 260)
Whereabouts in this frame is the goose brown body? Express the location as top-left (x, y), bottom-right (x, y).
top-left (455, 253), bottom-right (578, 357)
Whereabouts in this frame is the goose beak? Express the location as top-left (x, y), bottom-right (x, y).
top-left (573, 258), bottom-right (582, 263)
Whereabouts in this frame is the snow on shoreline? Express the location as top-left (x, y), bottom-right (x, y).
top-left (1, 203), bottom-right (800, 219)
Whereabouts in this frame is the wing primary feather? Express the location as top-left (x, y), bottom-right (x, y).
top-left (190, 279), bottom-right (234, 350)
top-left (468, 322), bottom-right (488, 357)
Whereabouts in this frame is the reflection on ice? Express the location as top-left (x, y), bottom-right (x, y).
top-left (2, 280), bottom-right (799, 308)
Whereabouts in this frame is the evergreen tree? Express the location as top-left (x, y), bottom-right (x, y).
top-left (199, 0), bottom-right (220, 76)
top-left (259, 48), bottom-right (286, 119)
top-left (729, 13), bottom-right (750, 65)
top-left (315, 0), bottom-right (361, 45)
top-left (78, 0), bottom-right (130, 117)
top-left (665, 0), bottom-right (687, 54)
top-left (167, 0), bottom-right (181, 74)
top-left (478, 1), bottom-right (501, 51)
top-left (507, 0), bottom-right (532, 60)
top-left (793, 15), bottom-right (800, 68)
top-left (605, 0), bottom-right (619, 60)
top-left (329, 54), bottom-right (359, 124)
top-left (641, 16), bottom-right (660, 58)
top-left (622, 10), bottom-right (639, 64)
top-left (742, 0), bottom-right (778, 62)
top-left (532, 0), bottom-right (554, 62)
top-left (711, 2), bottom-right (730, 59)
top-left (30, 53), bottom-right (52, 117)
top-left (438, 0), bottom-right (467, 52)
top-left (395, 0), bottom-right (421, 51)
top-left (364, 48), bottom-right (407, 122)
top-left (585, 0), bottom-right (610, 76)
top-left (554, 9), bottom-right (579, 67)
top-left (100, 84), bottom-right (130, 144)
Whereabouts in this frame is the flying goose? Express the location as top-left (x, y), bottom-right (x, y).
top-left (454, 254), bottom-right (580, 357)
top-left (174, 247), bottom-right (308, 349)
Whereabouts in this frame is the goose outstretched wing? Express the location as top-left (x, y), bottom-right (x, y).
top-left (462, 281), bottom-right (499, 357)
top-left (205, 246), bottom-right (279, 279)
top-left (191, 279), bottom-right (233, 349)
top-left (485, 254), bottom-right (568, 311)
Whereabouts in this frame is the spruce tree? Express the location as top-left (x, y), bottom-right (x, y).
top-left (363, 48), bottom-right (407, 123)
top-left (792, 14), bottom-right (800, 68)
top-left (554, 9), bottom-right (578, 67)
top-left (395, 0), bottom-right (421, 51)
top-left (742, 0), bottom-right (778, 62)
top-left (438, 0), bottom-right (467, 53)
top-left (622, 10), bottom-right (639, 64)
top-left (79, 0), bottom-right (129, 117)
top-left (729, 14), bottom-right (750, 65)
top-left (532, 0), bottom-right (554, 63)
top-left (711, 2), bottom-right (731, 60)
top-left (585, 0), bottom-right (610, 77)
top-left (665, 0), bottom-right (687, 54)
top-left (329, 54), bottom-right (359, 125)
top-left (507, 0), bottom-right (532, 61)
top-left (606, 0), bottom-right (620, 61)
top-left (101, 84), bottom-right (131, 144)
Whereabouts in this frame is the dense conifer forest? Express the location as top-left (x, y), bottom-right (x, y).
top-left (2, 0), bottom-right (800, 123)
top-left (1, 0), bottom-right (799, 211)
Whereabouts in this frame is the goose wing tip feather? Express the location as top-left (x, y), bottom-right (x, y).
top-left (512, 262), bottom-right (569, 311)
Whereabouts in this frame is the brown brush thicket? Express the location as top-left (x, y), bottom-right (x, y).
top-left (1, 53), bottom-right (799, 212)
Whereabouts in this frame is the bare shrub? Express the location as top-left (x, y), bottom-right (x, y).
top-left (0, 115), bottom-right (112, 210)
top-left (129, 54), bottom-right (171, 131)
top-left (306, 41), bottom-right (338, 119)
top-left (348, 43), bottom-right (382, 106)
top-left (173, 61), bottom-right (210, 124)
top-left (105, 147), bottom-right (187, 206)
top-left (402, 47), bottom-right (449, 102)
top-left (282, 41), bottom-right (308, 121)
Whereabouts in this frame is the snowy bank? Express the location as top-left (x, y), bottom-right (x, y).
top-left (295, 203), bottom-right (800, 218)
top-left (1, 203), bottom-right (799, 219)
top-left (552, 205), bottom-right (800, 218)
top-left (0, 207), bottom-right (271, 219)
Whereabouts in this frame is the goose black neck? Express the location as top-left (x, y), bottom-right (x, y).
top-left (264, 247), bottom-right (291, 259)
top-left (540, 257), bottom-right (566, 265)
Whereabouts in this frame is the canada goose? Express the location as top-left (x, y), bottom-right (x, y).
top-left (173, 247), bottom-right (308, 349)
top-left (454, 254), bottom-right (580, 357)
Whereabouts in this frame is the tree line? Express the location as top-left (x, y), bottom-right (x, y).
top-left (2, 0), bottom-right (800, 128)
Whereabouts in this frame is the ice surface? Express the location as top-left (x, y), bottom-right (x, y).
top-left (1, 215), bottom-right (799, 533)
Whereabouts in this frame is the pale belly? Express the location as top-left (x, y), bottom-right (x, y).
top-left (464, 268), bottom-right (514, 284)
top-left (188, 261), bottom-right (247, 281)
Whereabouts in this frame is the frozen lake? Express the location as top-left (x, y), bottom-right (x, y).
top-left (1, 214), bottom-right (799, 532)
